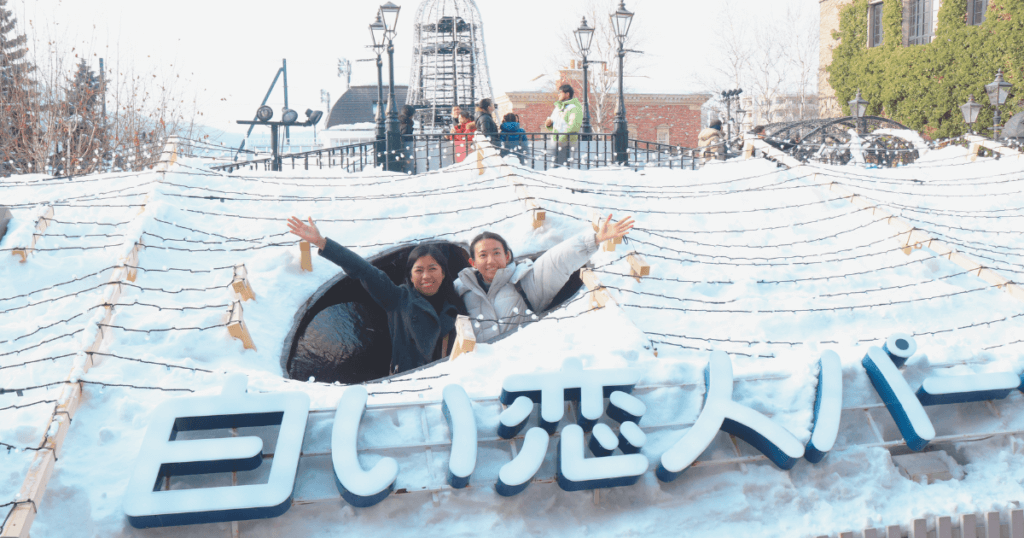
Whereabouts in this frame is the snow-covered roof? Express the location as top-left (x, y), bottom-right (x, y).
top-left (3, 143), bottom-right (1024, 537)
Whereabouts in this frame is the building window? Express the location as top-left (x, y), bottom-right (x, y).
top-left (657, 125), bottom-right (670, 145)
top-left (907, 0), bottom-right (933, 45)
top-left (968, 0), bottom-right (988, 25)
top-left (869, 3), bottom-right (884, 47)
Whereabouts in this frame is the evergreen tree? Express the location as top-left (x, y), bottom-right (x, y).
top-left (0, 0), bottom-right (39, 175)
top-left (55, 58), bottom-right (106, 174)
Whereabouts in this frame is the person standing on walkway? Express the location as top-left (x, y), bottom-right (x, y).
top-left (475, 98), bottom-right (499, 147)
top-left (544, 84), bottom-right (583, 167)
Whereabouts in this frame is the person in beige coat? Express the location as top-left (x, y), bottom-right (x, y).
top-left (697, 119), bottom-right (725, 163)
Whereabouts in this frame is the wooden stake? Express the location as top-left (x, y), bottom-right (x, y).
top-left (230, 264), bottom-right (256, 301)
top-left (477, 147), bottom-right (485, 175)
top-left (121, 241), bottom-right (143, 282)
top-left (580, 268), bottom-right (613, 309)
top-left (300, 241), bottom-right (313, 272)
top-left (449, 315), bottom-right (476, 360)
top-left (10, 206), bottom-right (54, 263)
top-left (627, 253), bottom-right (650, 282)
top-left (514, 184), bottom-right (545, 229)
top-left (226, 301), bottom-right (256, 351)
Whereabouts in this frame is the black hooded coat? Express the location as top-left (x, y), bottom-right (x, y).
top-left (319, 238), bottom-right (462, 375)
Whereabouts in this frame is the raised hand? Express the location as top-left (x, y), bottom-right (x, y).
top-left (595, 214), bottom-right (635, 244)
top-left (287, 216), bottom-right (326, 250)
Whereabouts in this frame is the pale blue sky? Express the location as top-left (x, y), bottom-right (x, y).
top-left (13, 0), bottom-right (814, 137)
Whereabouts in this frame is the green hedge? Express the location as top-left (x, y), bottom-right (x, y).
top-left (829, 0), bottom-right (1023, 138)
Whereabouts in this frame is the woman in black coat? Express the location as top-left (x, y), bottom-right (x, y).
top-left (287, 216), bottom-right (468, 375)
top-left (475, 98), bottom-right (499, 146)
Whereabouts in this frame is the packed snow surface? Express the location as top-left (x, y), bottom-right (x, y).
top-left (2, 144), bottom-right (1024, 537)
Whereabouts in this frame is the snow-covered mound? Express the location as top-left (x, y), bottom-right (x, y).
top-left (2, 143), bottom-right (1024, 538)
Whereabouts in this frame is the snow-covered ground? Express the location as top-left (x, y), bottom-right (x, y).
top-left (2, 144), bottom-right (1024, 537)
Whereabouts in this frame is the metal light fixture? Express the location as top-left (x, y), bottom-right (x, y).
top-left (960, 94), bottom-right (982, 128)
top-left (610, 1), bottom-right (634, 43)
top-left (282, 108), bottom-right (299, 124)
top-left (369, 14), bottom-right (386, 50)
top-left (575, 17), bottom-right (594, 54)
top-left (575, 16), bottom-right (595, 137)
top-left (256, 106), bottom-right (273, 122)
top-left (380, 2), bottom-right (401, 35)
top-left (985, 68), bottom-right (1011, 107)
top-left (611, 1), bottom-right (634, 164)
top-left (985, 68), bottom-right (1012, 140)
top-left (848, 89), bottom-right (868, 119)
top-left (305, 109), bottom-right (324, 126)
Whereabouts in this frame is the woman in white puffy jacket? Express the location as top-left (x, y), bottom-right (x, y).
top-left (454, 215), bottom-right (634, 343)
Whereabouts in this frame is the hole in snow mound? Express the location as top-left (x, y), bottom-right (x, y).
top-left (280, 244), bottom-right (584, 385)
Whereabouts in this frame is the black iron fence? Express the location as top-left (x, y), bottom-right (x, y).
top-left (209, 132), bottom-right (703, 174)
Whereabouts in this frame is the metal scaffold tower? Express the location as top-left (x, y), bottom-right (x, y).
top-left (406, 0), bottom-right (493, 130)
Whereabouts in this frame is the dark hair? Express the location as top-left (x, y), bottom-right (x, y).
top-left (459, 110), bottom-right (473, 122)
top-left (751, 125), bottom-right (766, 135)
top-left (405, 244), bottom-right (466, 313)
top-left (558, 84), bottom-right (574, 98)
top-left (709, 119), bottom-right (722, 130)
top-left (477, 98), bottom-right (493, 110)
top-left (469, 231), bottom-right (512, 260)
top-left (502, 113), bottom-right (518, 123)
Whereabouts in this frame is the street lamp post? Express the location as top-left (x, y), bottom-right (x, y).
top-left (985, 68), bottom-right (1012, 140)
top-left (610, 1), bottom-right (634, 165)
top-left (370, 15), bottom-right (387, 167)
top-left (720, 89), bottom-right (742, 142)
top-left (575, 17), bottom-right (595, 139)
top-left (849, 89), bottom-right (868, 135)
top-left (961, 94), bottom-right (982, 134)
top-left (380, 2), bottom-right (402, 172)
top-left (238, 105), bottom-right (323, 172)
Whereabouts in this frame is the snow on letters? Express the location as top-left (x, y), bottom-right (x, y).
top-left (123, 374), bottom-right (310, 528)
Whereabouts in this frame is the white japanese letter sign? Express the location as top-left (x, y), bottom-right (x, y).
top-left (122, 334), bottom-right (1024, 528)
top-left (123, 374), bottom-right (310, 528)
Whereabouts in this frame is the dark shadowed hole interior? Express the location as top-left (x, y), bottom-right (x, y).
top-left (895, 339), bottom-right (909, 351)
top-left (281, 242), bottom-right (584, 385)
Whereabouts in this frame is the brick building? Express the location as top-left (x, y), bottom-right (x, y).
top-left (494, 68), bottom-right (710, 147)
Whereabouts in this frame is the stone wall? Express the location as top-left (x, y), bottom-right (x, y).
top-left (819, 0), bottom-right (857, 118)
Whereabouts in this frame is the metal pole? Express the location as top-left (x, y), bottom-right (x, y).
top-left (270, 124), bottom-right (281, 172)
top-left (993, 105), bottom-right (1002, 140)
top-left (581, 55), bottom-right (592, 138)
top-left (725, 96), bottom-right (732, 142)
top-left (613, 43), bottom-right (628, 165)
top-left (375, 52), bottom-right (386, 167)
top-left (386, 37), bottom-right (400, 172)
top-left (282, 59), bottom-right (290, 144)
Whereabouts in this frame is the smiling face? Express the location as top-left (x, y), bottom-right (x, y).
top-left (410, 255), bottom-right (444, 296)
top-left (470, 238), bottom-right (510, 284)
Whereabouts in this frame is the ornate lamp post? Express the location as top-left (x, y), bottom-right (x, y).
top-left (610, 1), bottom-right (634, 165)
top-left (370, 15), bottom-right (387, 167)
top-left (849, 89), bottom-right (868, 135)
top-left (961, 94), bottom-right (982, 134)
top-left (574, 17), bottom-right (595, 139)
top-left (984, 68), bottom-right (1012, 140)
top-left (380, 2), bottom-right (402, 172)
top-left (720, 89), bottom-right (742, 142)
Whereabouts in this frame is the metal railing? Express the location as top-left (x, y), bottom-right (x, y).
top-left (209, 132), bottom-right (703, 174)
top-left (210, 140), bottom-right (378, 174)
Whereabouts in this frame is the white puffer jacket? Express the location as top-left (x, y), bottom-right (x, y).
top-left (455, 231), bottom-right (599, 343)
